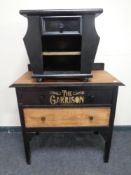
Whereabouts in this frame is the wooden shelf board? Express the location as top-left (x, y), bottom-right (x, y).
top-left (42, 51), bottom-right (81, 56)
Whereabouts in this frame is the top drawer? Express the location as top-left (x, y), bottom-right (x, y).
top-left (41, 16), bottom-right (82, 35)
top-left (19, 87), bottom-right (113, 106)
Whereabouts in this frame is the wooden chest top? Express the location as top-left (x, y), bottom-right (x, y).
top-left (11, 70), bottom-right (123, 87)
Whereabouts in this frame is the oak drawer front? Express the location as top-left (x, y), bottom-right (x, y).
top-left (24, 107), bottom-right (110, 128)
top-left (42, 16), bottom-right (81, 34)
top-left (21, 87), bottom-right (113, 106)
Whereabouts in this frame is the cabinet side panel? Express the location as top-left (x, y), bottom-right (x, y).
top-left (81, 15), bottom-right (100, 73)
top-left (24, 16), bottom-right (43, 74)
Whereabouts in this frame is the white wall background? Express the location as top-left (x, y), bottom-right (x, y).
top-left (0, 0), bottom-right (131, 126)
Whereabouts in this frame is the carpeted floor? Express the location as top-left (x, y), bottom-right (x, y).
top-left (0, 130), bottom-right (131, 175)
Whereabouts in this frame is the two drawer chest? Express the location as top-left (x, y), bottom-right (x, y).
top-left (11, 65), bottom-right (123, 164)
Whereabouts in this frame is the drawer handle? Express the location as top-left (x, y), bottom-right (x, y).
top-left (59, 23), bottom-right (64, 33)
top-left (41, 116), bottom-right (46, 122)
top-left (88, 116), bottom-right (94, 121)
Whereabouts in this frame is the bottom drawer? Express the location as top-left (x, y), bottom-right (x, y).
top-left (23, 107), bottom-right (110, 128)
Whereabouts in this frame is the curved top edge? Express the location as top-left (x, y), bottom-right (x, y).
top-left (20, 8), bottom-right (103, 17)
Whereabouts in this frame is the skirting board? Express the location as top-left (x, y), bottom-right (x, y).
top-left (0, 126), bottom-right (131, 132)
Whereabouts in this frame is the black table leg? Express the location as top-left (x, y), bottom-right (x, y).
top-left (103, 138), bottom-right (112, 162)
top-left (100, 129), bottom-right (113, 163)
top-left (23, 133), bottom-right (31, 165)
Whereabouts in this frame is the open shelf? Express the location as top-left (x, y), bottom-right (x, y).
top-left (42, 34), bottom-right (82, 72)
top-left (42, 35), bottom-right (81, 51)
top-left (43, 55), bottom-right (81, 71)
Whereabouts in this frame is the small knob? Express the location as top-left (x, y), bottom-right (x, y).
top-left (59, 23), bottom-right (64, 33)
top-left (41, 116), bottom-right (46, 122)
top-left (89, 116), bottom-right (94, 121)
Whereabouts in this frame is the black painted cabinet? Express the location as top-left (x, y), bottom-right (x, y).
top-left (20, 9), bottom-right (103, 81)
top-left (10, 8), bottom-right (124, 165)
top-left (10, 68), bottom-right (124, 164)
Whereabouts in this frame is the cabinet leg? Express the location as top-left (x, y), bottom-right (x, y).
top-left (23, 134), bottom-right (31, 165)
top-left (103, 139), bottom-right (111, 163)
top-left (25, 141), bottom-right (31, 164)
top-left (100, 130), bottom-right (113, 163)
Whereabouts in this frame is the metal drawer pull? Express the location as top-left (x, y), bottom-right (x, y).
top-left (59, 23), bottom-right (64, 33)
top-left (41, 116), bottom-right (46, 122)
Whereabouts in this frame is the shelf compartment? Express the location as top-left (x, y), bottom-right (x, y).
top-left (42, 35), bottom-right (81, 51)
top-left (43, 55), bottom-right (80, 71)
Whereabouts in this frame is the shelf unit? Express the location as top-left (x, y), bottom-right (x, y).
top-left (20, 9), bottom-right (103, 81)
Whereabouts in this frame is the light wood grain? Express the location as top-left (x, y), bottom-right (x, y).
top-left (24, 107), bottom-right (110, 128)
top-left (12, 70), bottom-right (123, 86)
top-left (42, 51), bottom-right (81, 56)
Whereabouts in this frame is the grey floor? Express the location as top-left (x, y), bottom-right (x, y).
top-left (0, 130), bottom-right (131, 175)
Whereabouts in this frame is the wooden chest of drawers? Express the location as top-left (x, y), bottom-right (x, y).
top-left (11, 68), bottom-right (123, 164)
